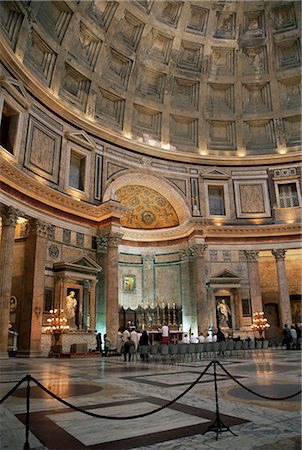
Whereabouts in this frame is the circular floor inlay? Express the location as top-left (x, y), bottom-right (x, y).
top-left (12, 383), bottom-right (103, 398)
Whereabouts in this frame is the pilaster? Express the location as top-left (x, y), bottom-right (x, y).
top-left (245, 250), bottom-right (263, 313)
top-left (272, 249), bottom-right (292, 326)
top-left (104, 231), bottom-right (123, 343)
top-left (19, 218), bottom-right (48, 356)
top-left (0, 206), bottom-right (19, 358)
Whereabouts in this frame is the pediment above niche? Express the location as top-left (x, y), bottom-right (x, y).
top-left (65, 130), bottom-right (95, 150)
top-left (0, 77), bottom-right (30, 108)
top-left (209, 269), bottom-right (242, 285)
top-left (201, 168), bottom-right (230, 179)
top-left (54, 254), bottom-right (102, 275)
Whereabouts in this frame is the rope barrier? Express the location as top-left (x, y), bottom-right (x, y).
top-left (29, 359), bottom-right (213, 420)
top-left (1, 358), bottom-right (301, 449)
top-left (217, 361), bottom-right (302, 401)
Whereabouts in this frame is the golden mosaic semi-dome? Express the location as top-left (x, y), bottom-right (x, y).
top-left (0, 0), bottom-right (301, 163)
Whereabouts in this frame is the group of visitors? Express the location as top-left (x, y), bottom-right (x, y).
top-left (97, 321), bottom-right (301, 359)
top-left (282, 323), bottom-right (301, 350)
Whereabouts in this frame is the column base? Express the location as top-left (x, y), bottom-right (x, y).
top-left (0, 352), bottom-right (10, 360)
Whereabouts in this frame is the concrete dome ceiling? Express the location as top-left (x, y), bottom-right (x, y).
top-left (1, 0), bottom-right (301, 160)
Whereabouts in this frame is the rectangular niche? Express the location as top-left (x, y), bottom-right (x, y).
top-left (0, 100), bottom-right (20, 156)
top-left (242, 83), bottom-right (272, 114)
top-left (104, 48), bottom-right (133, 89)
top-left (207, 83), bottom-right (234, 114)
top-left (283, 115), bottom-right (302, 147)
top-left (172, 78), bottom-right (199, 110)
top-left (242, 10), bottom-right (265, 39)
top-left (242, 45), bottom-right (268, 75)
top-left (0, 1), bottom-right (23, 49)
top-left (272, 3), bottom-right (297, 33)
top-left (243, 119), bottom-right (276, 151)
top-left (86, 0), bottom-right (118, 31)
top-left (156, 1), bottom-right (183, 28)
top-left (177, 40), bottom-right (203, 72)
top-left (118, 10), bottom-right (144, 51)
top-left (234, 180), bottom-right (271, 218)
top-left (24, 115), bottom-right (61, 183)
top-left (148, 29), bottom-right (173, 65)
top-left (185, 5), bottom-right (209, 36)
top-left (24, 30), bottom-right (57, 86)
top-left (214, 12), bottom-right (236, 39)
top-left (60, 64), bottom-right (91, 111)
top-left (207, 120), bottom-right (236, 151)
top-left (136, 68), bottom-right (166, 103)
top-left (170, 115), bottom-right (198, 148)
top-left (67, 144), bottom-right (91, 196)
top-left (36, 0), bottom-right (72, 44)
top-left (69, 22), bottom-right (102, 69)
top-left (132, 104), bottom-right (162, 141)
top-left (210, 47), bottom-right (234, 76)
top-left (275, 38), bottom-right (301, 70)
top-left (95, 87), bottom-right (125, 129)
top-left (278, 77), bottom-right (301, 109)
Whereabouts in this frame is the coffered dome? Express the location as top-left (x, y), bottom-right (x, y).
top-left (0, 0), bottom-right (301, 162)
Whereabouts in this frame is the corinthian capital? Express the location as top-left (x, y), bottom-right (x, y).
top-left (104, 232), bottom-right (123, 248)
top-left (28, 218), bottom-right (48, 237)
top-left (272, 249), bottom-right (287, 260)
top-left (244, 250), bottom-right (259, 261)
top-left (1, 206), bottom-right (20, 227)
top-left (190, 244), bottom-right (207, 258)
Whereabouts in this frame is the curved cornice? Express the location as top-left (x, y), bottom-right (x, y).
top-left (0, 36), bottom-right (300, 167)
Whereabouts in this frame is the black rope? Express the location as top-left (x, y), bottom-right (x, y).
top-left (217, 361), bottom-right (302, 401)
top-left (29, 360), bottom-right (213, 420)
top-left (0, 376), bottom-right (28, 404)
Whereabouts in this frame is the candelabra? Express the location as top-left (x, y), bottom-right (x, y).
top-left (45, 309), bottom-right (69, 357)
top-left (251, 311), bottom-right (270, 338)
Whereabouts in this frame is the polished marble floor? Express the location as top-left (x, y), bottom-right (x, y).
top-left (0, 349), bottom-right (301, 450)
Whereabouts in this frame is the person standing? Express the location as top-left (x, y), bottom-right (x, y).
top-left (123, 337), bottom-right (135, 362)
top-left (282, 324), bottom-right (292, 350)
top-left (290, 325), bottom-right (297, 349)
top-left (103, 334), bottom-right (111, 356)
top-left (116, 329), bottom-right (123, 355)
top-left (198, 332), bottom-right (205, 343)
top-left (161, 323), bottom-right (170, 345)
top-left (216, 327), bottom-right (225, 342)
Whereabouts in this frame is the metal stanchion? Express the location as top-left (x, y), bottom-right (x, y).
top-left (203, 360), bottom-right (237, 440)
top-left (23, 375), bottom-right (31, 449)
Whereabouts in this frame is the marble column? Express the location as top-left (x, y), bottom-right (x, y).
top-left (272, 249), bottom-right (292, 326)
top-left (90, 280), bottom-right (96, 331)
top-left (142, 255), bottom-right (155, 307)
top-left (105, 231), bottom-right (123, 344)
top-left (0, 206), bottom-right (19, 358)
top-left (191, 244), bottom-right (208, 335)
top-left (19, 219), bottom-right (48, 356)
top-left (245, 250), bottom-right (263, 313)
top-left (96, 236), bottom-right (108, 335)
top-left (180, 249), bottom-right (192, 333)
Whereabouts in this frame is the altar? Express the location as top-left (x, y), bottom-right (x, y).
top-left (147, 331), bottom-right (183, 344)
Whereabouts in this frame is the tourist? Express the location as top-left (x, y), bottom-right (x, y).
top-left (116, 328), bottom-right (123, 355)
top-left (123, 337), bottom-right (135, 362)
top-left (181, 333), bottom-right (190, 344)
top-left (198, 332), bottom-right (205, 342)
top-left (190, 333), bottom-right (198, 343)
top-left (282, 324), bottom-right (292, 350)
top-left (290, 325), bottom-right (297, 349)
top-left (104, 334), bottom-right (111, 356)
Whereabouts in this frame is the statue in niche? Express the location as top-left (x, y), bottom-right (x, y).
top-left (217, 299), bottom-right (231, 328)
top-left (65, 291), bottom-right (78, 328)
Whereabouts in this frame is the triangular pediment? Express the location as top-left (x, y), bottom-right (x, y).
top-left (65, 130), bottom-right (95, 150)
top-left (211, 269), bottom-right (241, 279)
top-left (0, 77), bottom-right (30, 108)
top-left (202, 168), bottom-right (229, 179)
top-left (54, 254), bottom-right (102, 273)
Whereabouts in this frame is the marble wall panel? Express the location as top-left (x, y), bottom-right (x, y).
top-left (24, 115), bottom-right (61, 183)
top-left (155, 263), bottom-right (181, 306)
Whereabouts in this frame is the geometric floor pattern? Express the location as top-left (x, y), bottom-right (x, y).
top-left (0, 349), bottom-right (301, 450)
